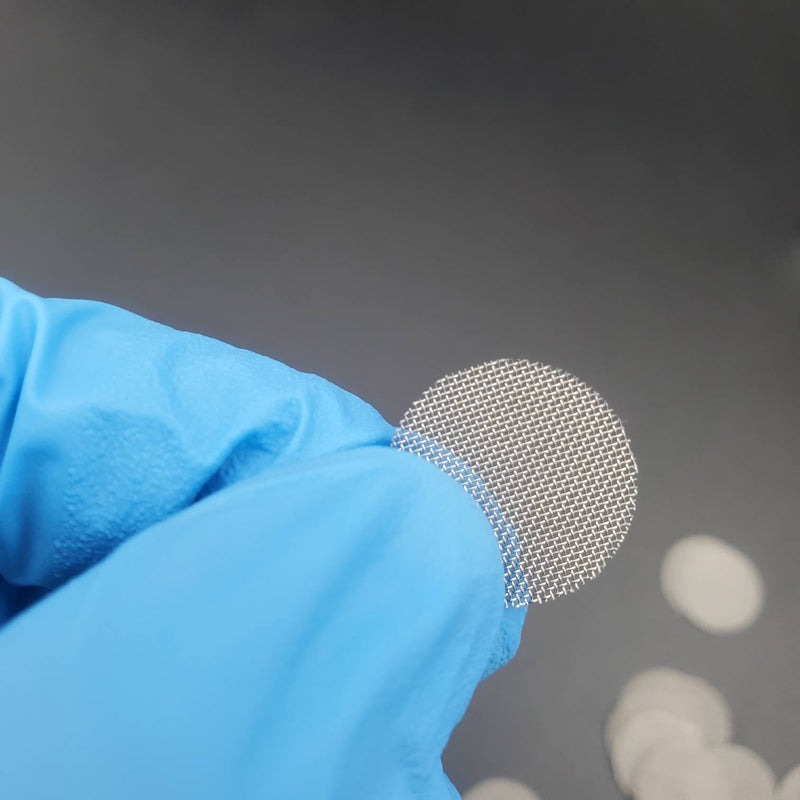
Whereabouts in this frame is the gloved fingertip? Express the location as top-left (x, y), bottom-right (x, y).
top-left (390, 448), bottom-right (526, 681)
top-left (481, 605), bottom-right (527, 679)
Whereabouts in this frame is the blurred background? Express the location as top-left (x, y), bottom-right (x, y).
top-left (1, 2), bottom-right (798, 797)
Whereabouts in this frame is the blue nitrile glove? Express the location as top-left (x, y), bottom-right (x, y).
top-left (0, 277), bottom-right (525, 799)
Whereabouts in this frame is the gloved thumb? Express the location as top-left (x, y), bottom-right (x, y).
top-left (0, 445), bottom-right (524, 799)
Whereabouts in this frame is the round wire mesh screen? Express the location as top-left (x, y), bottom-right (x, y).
top-left (392, 359), bottom-right (638, 606)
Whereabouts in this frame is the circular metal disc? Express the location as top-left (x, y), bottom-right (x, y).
top-left (777, 764), bottom-right (800, 800)
top-left (631, 741), bottom-right (728, 800)
top-left (692, 746), bottom-right (776, 800)
top-left (660, 535), bottom-right (764, 634)
top-left (607, 708), bottom-right (704, 795)
top-left (393, 359), bottom-right (638, 605)
top-left (606, 668), bottom-right (733, 750)
top-left (463, 777), bottom-right (541, 800)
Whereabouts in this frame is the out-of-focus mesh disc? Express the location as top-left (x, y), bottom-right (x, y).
top-left (391, 359), bottom-right (638, 606)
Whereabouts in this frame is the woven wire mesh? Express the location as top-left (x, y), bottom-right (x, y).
top-left (392, 360), bottom-right (638, 606)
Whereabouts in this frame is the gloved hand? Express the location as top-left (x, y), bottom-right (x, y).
top-left (0, 277), bottom-right (525, 799)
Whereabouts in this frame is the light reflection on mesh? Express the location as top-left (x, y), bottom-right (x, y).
top-left (392, 360), bottom-right (638, 606)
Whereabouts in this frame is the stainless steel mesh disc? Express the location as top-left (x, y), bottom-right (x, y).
top-left (391, 359), bottom-right (638, 606)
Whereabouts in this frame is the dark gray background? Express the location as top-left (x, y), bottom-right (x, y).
top-left (1, 2), bottom-right (798, 797)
